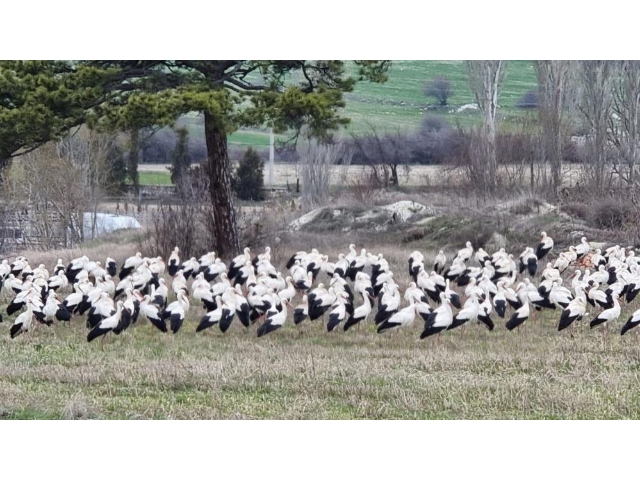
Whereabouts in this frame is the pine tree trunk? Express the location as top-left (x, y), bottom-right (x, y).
top-left (204, 110), bottom-right (240, 257)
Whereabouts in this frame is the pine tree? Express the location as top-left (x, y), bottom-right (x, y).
top-left (0, 61), bottom-right (119, 171)
top-left (232, 147), bottom-right (265, 201)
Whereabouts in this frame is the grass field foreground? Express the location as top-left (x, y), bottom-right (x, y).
top-left (2, 216), bottom-right (635, 420)
top-left (1, 235), bottom-right (640, 420)
top-left (1, 308), bottom-right (639, 420)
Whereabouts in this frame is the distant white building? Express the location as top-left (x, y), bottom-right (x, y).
top-left (82, 213), bottom-right (141, 239)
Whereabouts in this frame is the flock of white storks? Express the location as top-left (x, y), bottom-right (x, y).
top-left (2, 231), bottom-right (640, 345)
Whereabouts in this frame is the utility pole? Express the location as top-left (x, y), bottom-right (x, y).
top-left (269, 127), bottom-right (275, 186)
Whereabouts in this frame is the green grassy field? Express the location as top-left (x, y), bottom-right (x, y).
top-left (342, 60), bottom-right (538, 132)
top-left (137, 171), bottom-right (173, 186)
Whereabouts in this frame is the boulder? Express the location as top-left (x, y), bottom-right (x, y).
top-left (288, 201), bottom-right (435, 233)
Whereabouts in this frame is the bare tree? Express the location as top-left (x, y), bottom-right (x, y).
top-left (60, 129), bottom-right (124, 240)
top-left (424, 77), bottom-right (452, 106)
top-left (273, 145), bottom-right (301, 193)
top-left (579, 61), bottom-right (614, 190)
top-left (535, 60), bottom-right (574, 194)
top-left (4, 144), bottom-right (89, 249)
top-left (467, 61), bottom-right (508, 193)
top-left (496, 117), bottom-right (541, 192)
top-left (350, 124), bottom-right (412, 188)
top-left (141, 183), bottom-right (213, 260)
top-left (608, 61), bottom-right (640, 184)
top-left (0, 128), bottom-right (125, 251)
top-left (297, 138), bottom-right (352, 208)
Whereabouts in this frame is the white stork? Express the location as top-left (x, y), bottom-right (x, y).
top-left (257, 299), bottom-right (289, 337)
top-left (162, 290), bottom-right (190, 334)
top-left (536, 232), bottom-right (554, 260)
top-left (420, 293), bottom-right (453, 340)
top-left (378, 298), bottom-right (417, 334)
top-left (343, 292), bottom-right (373, 332)
top-left (293, 295), bottom-right (309, 325)
top-left (505, 285), bottom-right (530, 331)
top-left (87, 301), bottom-right (124, 345)
top-left (433, 250), bottom-right (447, 275)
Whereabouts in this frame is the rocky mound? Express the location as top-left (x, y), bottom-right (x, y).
top-left (290, 201), bottom-right (437, 233)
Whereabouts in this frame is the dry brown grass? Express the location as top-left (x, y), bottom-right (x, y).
top-left (2, 237), bottom-right (640, 419)
top-left (4, 229), bottom-right (142, 267)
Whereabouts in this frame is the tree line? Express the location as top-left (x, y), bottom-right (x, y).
top-left (446, 61), bottom-right (640, 197)
top-left (336, 61), bottom-right (640, 197)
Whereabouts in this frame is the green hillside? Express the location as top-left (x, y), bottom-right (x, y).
top-left (173, 61), bottom-right (539, 151)
top-left (342, 60), bottom-right (538, 132)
